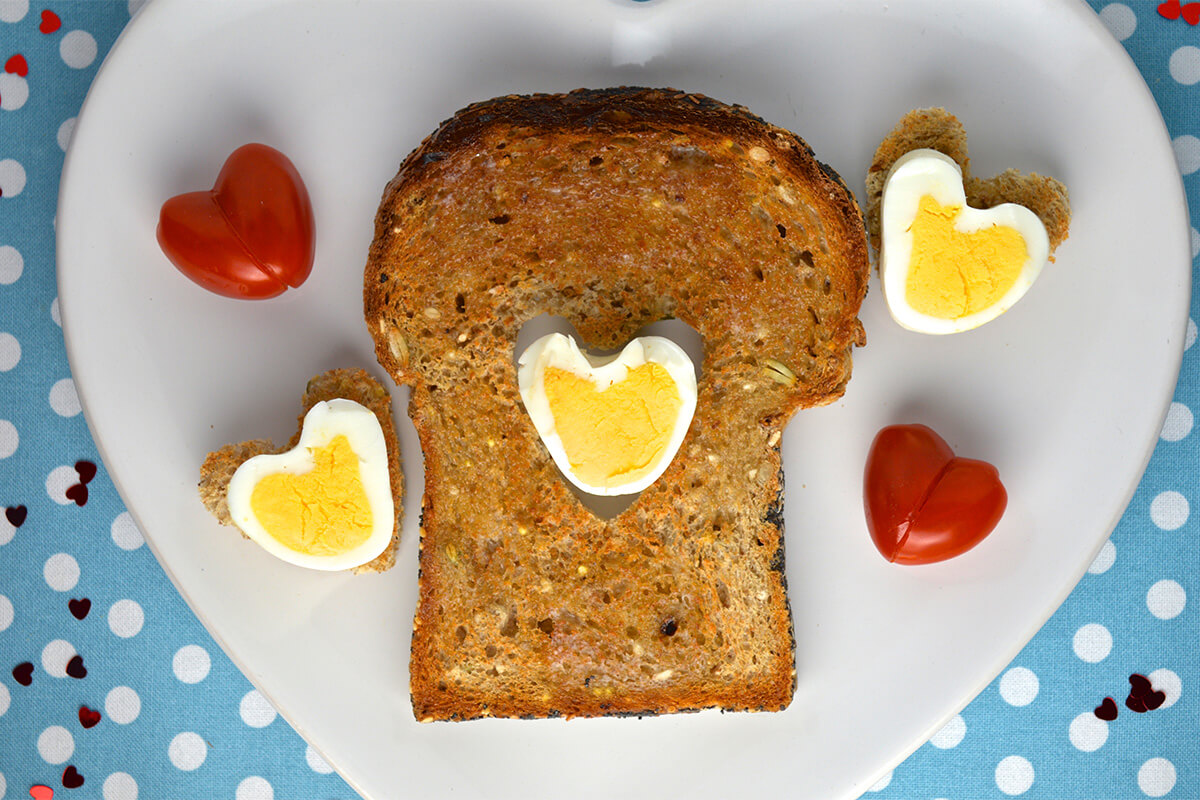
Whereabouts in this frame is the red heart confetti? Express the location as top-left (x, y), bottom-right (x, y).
top-left (64, 483), bottom-right (87, 506)
top-left (1159, 0), bottom-right (1181, 18)
top-left (39, 9), bottom-right (61, 34)
top-left (864, 424), bottom-right (1007, 564)
top-left (65, 654), bottom-right (86, 679)
top-left (1094, 696), bottom-right (1118, 721)
top-left (67, 598), bottom-right (91, 620)
top-left (60, 766), bottom-right (83, 789)
top-left (1185, 3), bottom-right (1200, 24)
top-left (12, 661), bottom-right (34, 686)
top-left (157, 143), bottom-right (315, 299)
top-left (4, 54), bottom-right (28, 77)
top-left (5, 505), bottom-right (26, 527)
top-left (77, 705), bottom-right (101, 729)
top-left (29, 786), bottom-right (54, 800)
top-left (74, 460), bottom-right (96, 484)
top-left (1125, 672), bottom-right (1166, 712)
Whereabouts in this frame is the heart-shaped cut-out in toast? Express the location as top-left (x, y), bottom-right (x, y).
top-left (517, 333), bottom-right (697, 497)
top-left (157, 143), bottom-right (314, 299)
top-left (864, 423), bottom-right (1007, 564)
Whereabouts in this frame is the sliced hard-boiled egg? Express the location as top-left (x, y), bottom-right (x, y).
top-left (226, 399), bottom-right (394, 571)
top-left (880, 148), bottom-right (1050, 334)
top-left (517, 332), bottom-right (698, 496)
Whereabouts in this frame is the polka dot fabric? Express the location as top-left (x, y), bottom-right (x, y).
top-left (0, 3), bottom-right (1195, 799)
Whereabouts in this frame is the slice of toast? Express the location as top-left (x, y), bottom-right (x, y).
top-left (198, 368), bottom-right (403, 574)
top-left (865, 107), bottom-right (1071, 257)
top-left (364, 87), bottom-right (870, 720)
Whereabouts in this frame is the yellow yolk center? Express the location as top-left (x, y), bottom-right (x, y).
top-left (905, 195), bottom-right (1028, 319)
top-left (543, 363), bottom-right (682, 487)
top-left (249, 434), bottom-right (373, 556)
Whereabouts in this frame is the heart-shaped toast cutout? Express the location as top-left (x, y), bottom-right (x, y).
top-left (880, 149), bottom-right (1050, 334)
top-left (864, 424), bottom-right (1007, 564)
top-left (226, 399), bottom-right (394, 571)
top-left (517, 333), bottom-right (697, 497)
top-left (157, 143), bottom-right (314, 299)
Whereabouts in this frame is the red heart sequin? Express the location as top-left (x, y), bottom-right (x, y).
top-left (64, 483), bottom-right (87, 506)
top-left (39, 9), bottom-right (61, 34)
top-left (12, 661), bottom-right (34, 686)
top-left (4, 54), bottom-right (27, 77)
top-left (61, 766), bottom-right (83, 789)
top-left (68, 598), bottom-right (90, 620)
top-left (29, 786), bottom-right (54, 800)
top-left (157, 143), bottom-right (315, 299)
top-left (864, 424), bottom-right (1007, 564)
top-left (1094, 696), bottom-right (1118, 721)
top-left (78, 705), bottom-right (101, 729)
top-left (5, 505), bottom-right (26, 527)
top-left (74, 460), bottom-right (96, 484)
top-left (65, 654), bottom-right (86, 679)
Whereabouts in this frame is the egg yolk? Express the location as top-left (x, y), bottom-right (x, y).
top-left (906, 195), bottom-right (1028, 319)
top-left (543, 363), bottom-right (682, 487)
top-left (249, 434), bottom-right (373, 556)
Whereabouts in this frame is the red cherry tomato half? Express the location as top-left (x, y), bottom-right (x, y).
top-left (157, 143), bottom-right (315, 299)
top-left (864, 423), bottom-right (1007, 565)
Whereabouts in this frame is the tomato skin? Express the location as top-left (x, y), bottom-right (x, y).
top-left (157, 143), bottom-right (314, 300)
top-left (864, 424), bottom-right (1007, 565)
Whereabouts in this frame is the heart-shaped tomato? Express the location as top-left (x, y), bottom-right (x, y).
top-left (157, 143), bottom-right (314, 299)
top-left (864, 423), bottom-right (1007, 565)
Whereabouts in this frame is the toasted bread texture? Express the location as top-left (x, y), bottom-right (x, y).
top-left (198, 368), bottom-right (403, 574)
top-left (364, 87), bottom-right (869, 720)
top-left (865, 107), bottom-right (1071, 256)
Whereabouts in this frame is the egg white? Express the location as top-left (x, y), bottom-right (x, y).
top-left (516, 332), bottom-right (698, 496)
top-left (226, 399), bottom-right (394, 571)
top-left (880, 148), bottom-right (1051, 334)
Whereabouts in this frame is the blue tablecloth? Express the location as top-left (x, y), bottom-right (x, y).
top-left (1, 2), bottom-right (1196, 798)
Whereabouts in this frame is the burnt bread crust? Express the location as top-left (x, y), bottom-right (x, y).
top-left (364, 87), bottom-right (869, 720)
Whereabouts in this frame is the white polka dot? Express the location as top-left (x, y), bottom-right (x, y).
top-left (0, 419), bottom-right (15, 459)
top-left (866, 770), bottom-right (892, 792)
top-left (1087, 540), bottom-right (1116, 574)
top-left (102, 772), bottom-right (138, 800)
top-left (111, 511), bottom-right (144, 550)
top-left (56, 117), bottom-right (77, 152)
top-left (0, 245), bottom-right (21, 284)
top-left (1170, 45), bottom-right (1200, 85)
top-left (49, 378), bottom-right (81, 417)
top-left (929, 714), bottom-right (966, 748)
top-left (173, 645), bottom-right (211, 684)
top-left (40, 638), bottom-right (76, 677)
top-left (1174, 135), bottom-right (1200, 176)
top-left (1188, 318), bottom-right (1198, 350)
top-left (105, 686), bottom-right (141, 724)
top-left (239, 689), bottom-right (277, 728)
top-left (0, 332), bottom-right (19, 371)
top-left (108, 599), bottom-right (144, 638)
top-left (0, 594), bottom-right (11, 631)
top-left (0, 515), bottom-right (13, 546)
top-left (1147, 669), bottom-right (1182, 708)
top-left (305, 745), bottom-right (334, 774)
top-left (0, 159), bottom-right (26, 197)
top-left (0, 73), bottom-right (28, 111)
top-left (1146, 579), bottom-right (1186, 619)
top-left (168, 732), bottom-right (207, 771)
top-left (46, 465), bottom-right (77, 505)
top-left (60, 30), bottom-right (97, 69)
top-left (0, 772), bottom-right (6, 799)
top-left (0, 0), bottom-right (29, 23)
top-left (1098, 3), bottom-right (1136, 40)
top-left (235, 777), bottom-right (274, 800)
top-left (37, 725), bottom-right (74, 764)
top-left (0, 681), bottom-right (9, 717)
top-left (51, 296), bottom-right (61, 326)
top-left (1138, 758), bottom-right (1176, 797)
top-left (1192, 227), bottom-right (1200, 259)
top-left (43, 552), bottom-right (80, 591)
top-left (1150, 490), bottom-right (1189, 530)
top-left (1161, 402), bottom-right (1193, 441)
top-left (1069, 711), bottom-right (1108, 751)
top-left (1073, 623), bottom-right (1113, 663)
top-left (995, 755), bottom-right (1034, 795)
top-left (999, 667), bottom-right (1039, 706)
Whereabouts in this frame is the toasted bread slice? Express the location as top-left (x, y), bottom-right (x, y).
top-left (865, 107), bottom-right (1071, 257)
top-left (198, 368), bottom-right (403, 574)
top-left (364, 87), bottom-right (869, 720)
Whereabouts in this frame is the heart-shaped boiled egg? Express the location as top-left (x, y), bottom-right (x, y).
top-left (881, 149), bottom-right (1050, 334)
top-left (226, 399), bottom-right (394, 571)
top-left (517, 333), bottom-right (697, 496)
